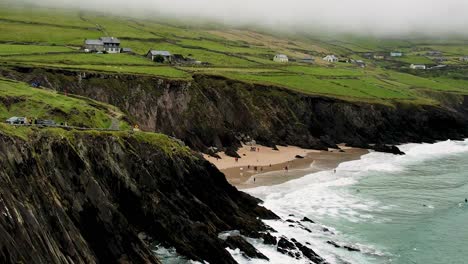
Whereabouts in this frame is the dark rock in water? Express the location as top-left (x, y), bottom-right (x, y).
top-left (305, 242), bottom-right (311, 245)
top-left (301, 217), bottom-right (315, 223)
top-left (225, 147), bottom-right (241, 158)
top-left (224, 236), bottom-right (269, 260)
top-left (327, 240), bottom-right (341, 248)
top-left (373, 144), bottom-right (405, 155)
top-left (288, 214), bottom-right (295, 217)
top-left (261, 233), bottom-right (277, 245)
top-left (323, 228), bottom-right (330, 232)
top-left (344, 245), bottom-right (360, 252)
top-left (277, 237), bottom-right (296, 251)
top-left (303, 227), bottom-right (312, 233)
top-left (288, 224), bottom-right (295, 227)
top-left (294, 241), bottom-right (327, 264)
top-left (0, 132), bottom-right (278, 264)
top-left (286, 219), bottom-right (296, 223)
top-left (295, 155), bottom-right (305, 159)
top-left (291, 238), bottom-right (297, 243)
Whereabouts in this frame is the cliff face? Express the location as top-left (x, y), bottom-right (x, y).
top-left (2, 67), bottom-right (468, 152)
top-left (0, 130), bottom-right (276, 264)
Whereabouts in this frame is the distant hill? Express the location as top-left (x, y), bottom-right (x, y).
top-left (0, 2), bottom-right (468, 104)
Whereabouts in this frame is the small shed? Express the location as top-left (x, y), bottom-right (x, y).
top-left (390, 52), bottom-right (403, 57)
top-left (120, 48), bottom-right (133, 53)
top-left (147, 50), bottom-right (172, 63)
top-left (273, 54), bottom-right (289, 63)
top-left (410, 64), bottom-right (426, 70)
top-left (300, 57), bottom-right (315, 64)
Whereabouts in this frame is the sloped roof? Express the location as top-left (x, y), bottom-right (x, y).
top-left (100, 37), bottom-right (120, 44)
top-left (323, 55), bottom-right (338, 59)
top-left (85, 39), bottom-right (103, 45)
top-left (275, 54), bottom-right (288, 59)
top-left (148, 50), bottom-right (172, 56)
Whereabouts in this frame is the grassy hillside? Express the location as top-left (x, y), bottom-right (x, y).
top-left (0, 78), bottom-right (130, 129)
top-left (0, 3), bottom-right (468, 103)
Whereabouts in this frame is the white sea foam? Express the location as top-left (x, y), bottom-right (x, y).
top-left (232, 139), bottom-right (468, 263)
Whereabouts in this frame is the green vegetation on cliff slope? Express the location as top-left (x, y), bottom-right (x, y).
top-left (0, 78), bottom-right (128, 128)
top-left (0, 3), bottom-right (468, 103)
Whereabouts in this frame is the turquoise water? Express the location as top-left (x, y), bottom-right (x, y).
top-left (240, 139), bottom-right (468, 264)
top-left (346, 148), bottom-right (468, 264)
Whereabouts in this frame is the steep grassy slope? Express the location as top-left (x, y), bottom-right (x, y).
top-left (0, 78), bottom-right (129, 129)
top-left (1, 3), bottom-right (468, 103)
top-left (4, 66), bottom-right (467, 153)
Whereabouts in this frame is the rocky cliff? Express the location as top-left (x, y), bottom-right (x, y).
top-left (2, 67), bottom-right (468, 153)
top-left (0, 128), bottom-right (277, 264)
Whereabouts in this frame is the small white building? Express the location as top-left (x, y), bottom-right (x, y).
top-left (390, 52), bottom-right (403, 57)
top-left (273, 54), bottom-right (289, 63)
top-left (323, 55), bottom-right (338, 63)
top-left (460, 56), bottom-right (468, 62)
top-left (410, 64), bottom-right (426, 70)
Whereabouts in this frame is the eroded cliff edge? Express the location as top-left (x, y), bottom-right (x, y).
top-left (2, 67), bottom-right (468, 153)
top-left (0, 129), bottom-right (276, 264)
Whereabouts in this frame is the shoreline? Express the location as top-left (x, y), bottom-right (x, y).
top-left (204, 144), bottom-right (369, 189)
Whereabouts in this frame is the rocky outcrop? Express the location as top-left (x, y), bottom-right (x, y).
top-left (2, 67), bottom-right (468, 153)
top-left (0, 129), bottom-right (277, 264)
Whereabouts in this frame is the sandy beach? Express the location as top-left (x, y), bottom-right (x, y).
top-left (204, 144), bottom-right (368, 189)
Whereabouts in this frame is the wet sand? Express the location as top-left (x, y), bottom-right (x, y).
top-left (204, 145), bottom-right (368, 189)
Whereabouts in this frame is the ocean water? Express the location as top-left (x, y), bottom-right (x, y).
top-left (235, 139), bottom-right (468, 264)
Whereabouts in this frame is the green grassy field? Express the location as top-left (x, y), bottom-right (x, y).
top-left (0, 78), bottom-right (129, 128)
top-left (0, 2), bottom-right (467, 104)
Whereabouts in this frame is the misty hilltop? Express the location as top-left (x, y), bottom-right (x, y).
top-left (9, 0), bottom-right (468, 36)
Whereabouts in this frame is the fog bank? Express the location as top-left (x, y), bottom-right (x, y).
top-left (12, 0), bottom-right (468, 36)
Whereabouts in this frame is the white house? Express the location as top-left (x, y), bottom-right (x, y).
top-left (410, 64), bottom-right (426, 70)
top-left (83, 37), bottom-right (121, 53)
top-left (390, 52), bottom-right (403, 57)
top-left (323, 55), bottom-right (338, 63)
top-left (273, 54), bottom-right (288, 63)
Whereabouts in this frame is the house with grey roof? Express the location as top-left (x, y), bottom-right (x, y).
top-left (84, 39), bottom-right (104, 52)
top-left (83, 37), bottom-right (121, 53)
top-left (100, 37), bottom-right (121, 53)
top-left (147, 50), bottom-right (172, 63)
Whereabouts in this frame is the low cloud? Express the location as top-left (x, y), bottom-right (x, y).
top-left (14, 0), bottom-right (468, 36)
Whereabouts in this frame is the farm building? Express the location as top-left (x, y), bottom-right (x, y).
top-left (120, 48), bottom-right (133, 53)
top-left (147, 50), bottom-right (172, 63)
top-left (460, 56), bottom-right (468, 62)
top-left (300, 57), bottom-right (315, 64)
top-left (273, 54), bottom-right (289, 63)
top-left (83, 37), bottom-right (121, 53)
top-left (427, 50), bottom-right (442, 56)
top-left (323, 55), bottom-right (338, 63)
top-left (410, 64), bottom-right (426, 70)
top-left (351, 59), bottom-right (366, 68)
top-left (390, 52), bottom-right (403, 57)
top-left (362, 53), bottom-right (373, 59)
top-left (84, 39), bottom-right (104, 52)
top-left (100, 37), bottom-right (121, 53)
top-left (373, 54), bottom-right (385, 60)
